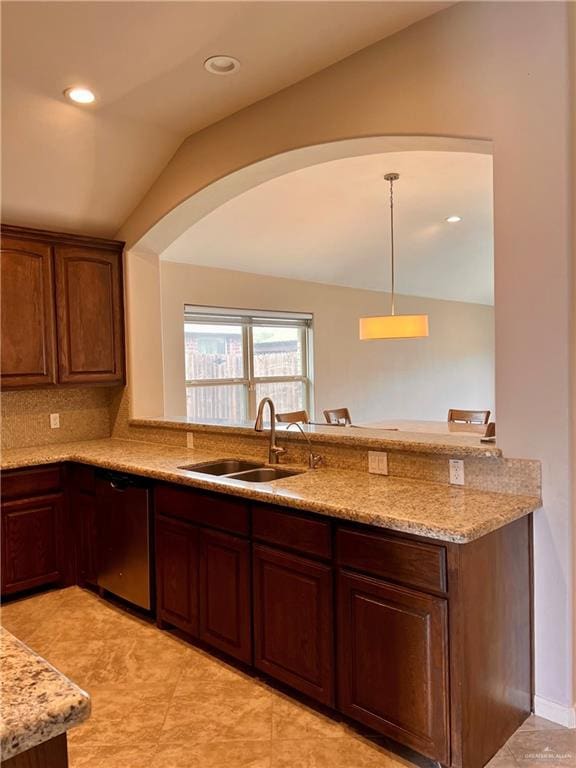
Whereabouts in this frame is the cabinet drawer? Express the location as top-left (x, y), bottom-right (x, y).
top-left (336, 527), bottom-right (447, 594)
top-left (252, 505), bottom-right (331, 559)
top-left (1, 465), bottom-right (62, 500)
top-left (155, 484), bottom-right (249, 536)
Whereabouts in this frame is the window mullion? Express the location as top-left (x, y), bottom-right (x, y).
top-left (245, 325), bottom-right (256, 419)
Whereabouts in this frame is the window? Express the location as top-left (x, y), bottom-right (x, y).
top-left (184, 306), bottom-right (313, 422)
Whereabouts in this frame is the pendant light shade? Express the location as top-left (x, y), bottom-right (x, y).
top-left (360, 173), bottom-right (429, 340)
top-left (359, 314), bottom-right (429, 340)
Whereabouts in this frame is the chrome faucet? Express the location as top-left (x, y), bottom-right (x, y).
top-left (287, 422), bottom-right (323, 469)
top-left (254, 397), bottom-right (286, 464)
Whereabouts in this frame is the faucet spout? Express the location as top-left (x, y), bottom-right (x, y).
top-left (254, 397), bottom-right (285, 464)
top-left (286, 422), bottom-right (323, 469)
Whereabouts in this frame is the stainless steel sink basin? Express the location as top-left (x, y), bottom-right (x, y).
top-left (227, 467), bottom-right (304, 482)
top-left (178, 459), bottom-right (264, 475)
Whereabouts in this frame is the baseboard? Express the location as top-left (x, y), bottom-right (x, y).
top-left (534, 695), bottom-right (576, 728)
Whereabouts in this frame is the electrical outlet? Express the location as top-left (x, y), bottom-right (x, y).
top-left (186, 432), bottom-right (194, 449)
top-left (449, 459), bottom-right (465, 485)
top-left (369, 451), bottom-right (388, 475)
top-left (49, 413), bottom-right (60, 429)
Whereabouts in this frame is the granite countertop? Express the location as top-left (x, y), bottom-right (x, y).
top-left (0, 439), bottom-right (540, 544)
top-left (129, 417), bottom-right (502, 458)
top-left (0, 628), bottom-right (90, 760)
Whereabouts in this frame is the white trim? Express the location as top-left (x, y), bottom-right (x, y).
top-left (533, 695), bottom-right (576, 728)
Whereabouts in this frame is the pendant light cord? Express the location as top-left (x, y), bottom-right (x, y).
top-left (389, 175), bottom-right (395, 316)
top-left (384, 172), bottom-right (399, 316)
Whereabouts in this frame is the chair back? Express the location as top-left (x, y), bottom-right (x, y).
top-left (323, 408), bottom-right (352, 426)
top-left (276, 410), bottom-right (309, 424)
top-left (448, 409), bottom-right (491, 425)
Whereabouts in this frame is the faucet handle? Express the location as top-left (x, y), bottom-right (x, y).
top-left (270, 445), bottom-right (286, 463)
top-left (309, 453), bottom-right (323, 469)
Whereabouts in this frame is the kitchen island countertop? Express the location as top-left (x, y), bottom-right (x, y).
top-left (0, 627), bottom-right (90, 761)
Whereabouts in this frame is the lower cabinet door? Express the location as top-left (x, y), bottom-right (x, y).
top-left (156, 514), bottom-right (199, 636)
top-left (253, 544), bottom-right (334, 705)
top-left (199, 528), bottom-right (251, 663)
top-left (337, 570), bottom-right (450, 764)
top-left (1, 494), bottom-right (64, 595)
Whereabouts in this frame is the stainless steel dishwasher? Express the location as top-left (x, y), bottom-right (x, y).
top-left (95, 470), bottom-right (152, 611)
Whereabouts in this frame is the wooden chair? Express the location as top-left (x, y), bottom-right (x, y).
top-left (484, 422), bottom-right (496, 438)
top-left (448, 409), bottom-right (491, 425)
top-left (276, 410), bottom-right (309, 424)
top-left (323, 408), bottom-right (352, 426)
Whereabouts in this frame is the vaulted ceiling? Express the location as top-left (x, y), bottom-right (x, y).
top-left (1, 1), bottom-right (451, 237)
top-left (161, 151), bottom-right (494, 305)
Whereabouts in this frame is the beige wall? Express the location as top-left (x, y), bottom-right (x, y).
top-left (570, 0), bottom-right (576, 703)
top-left (120, 2), bottom-right (574, 721)
top-left (160, 261), bottom-right (495, 424)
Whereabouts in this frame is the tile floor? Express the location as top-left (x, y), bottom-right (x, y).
top-left (1, 587), bottom-right (574, 768)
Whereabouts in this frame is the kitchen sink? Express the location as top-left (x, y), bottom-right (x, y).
top-left (226, 467), bottom-right (304, 482)
top-left (178, 459), bottom-right (264, 475)
top-left (178, 460), bottom-right (304, 483)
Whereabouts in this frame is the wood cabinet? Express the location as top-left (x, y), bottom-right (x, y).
top-left (2, 470), bottom-right (531, 768)
top-left (0, 225), bottom-right (125, 388)
top-left (68, 464), bottom-right (98, 587)
top-left (1, 465), bottom-right (66, 597)
top-left (337, 569), bottom-right (450, 763)
top-left (253, 544), bottom-right (334, 705)
top-left (54, 246), bottom-right (124, 384)
top-left (154, 485), bottom-right (251, 663)
top-left (199, 528), bottom-right (251, 663)
top-left (1, 491), bottom-right (65, 596)
top-left (0, 236), bottom-right (57, 387)
top-left (156, 514), bottom-right (199, 637)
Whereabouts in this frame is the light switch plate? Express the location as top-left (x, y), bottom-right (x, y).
top-left (49, 413), bottom-right (60, 429)
top-left (369, 451), bottom-right (388, 475)
top-left (449, 459), bottom-right (465, 485)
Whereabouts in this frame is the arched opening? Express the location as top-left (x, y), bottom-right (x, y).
top-left (126, 135), bottom-right (493, 426)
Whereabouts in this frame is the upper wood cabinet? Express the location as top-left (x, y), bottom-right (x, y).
top-left (0, 225), bottom-right (125, 388)
top-left (0, 237), bottom-right (57, 387)
top-left (54, 246), bottom-right (124, 384)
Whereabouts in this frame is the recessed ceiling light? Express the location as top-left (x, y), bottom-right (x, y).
top-left (445, 215), bottom-right (462, 223)
top-left (64, 87), bottom-right (96, 105)
top-left (204, 55), bottom-right (241, 76)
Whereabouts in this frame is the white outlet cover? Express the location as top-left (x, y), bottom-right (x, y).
top-left (49, 413), bottom-right (60, 429)
top-left (449, 459), bottom-right (465, 485)
top-left (369, 451), bottom-right (388, 475)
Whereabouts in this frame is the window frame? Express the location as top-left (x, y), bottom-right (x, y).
top-left (184, 307), bottom-right (313, 421)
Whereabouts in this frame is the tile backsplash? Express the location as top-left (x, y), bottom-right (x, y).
top-left (1, 385), bottom-right (541, 499)
top-left (1, 387), bottom-right (118, 449)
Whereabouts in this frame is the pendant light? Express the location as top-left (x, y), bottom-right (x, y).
top-left (359, 173), bottom-right (429, 340)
